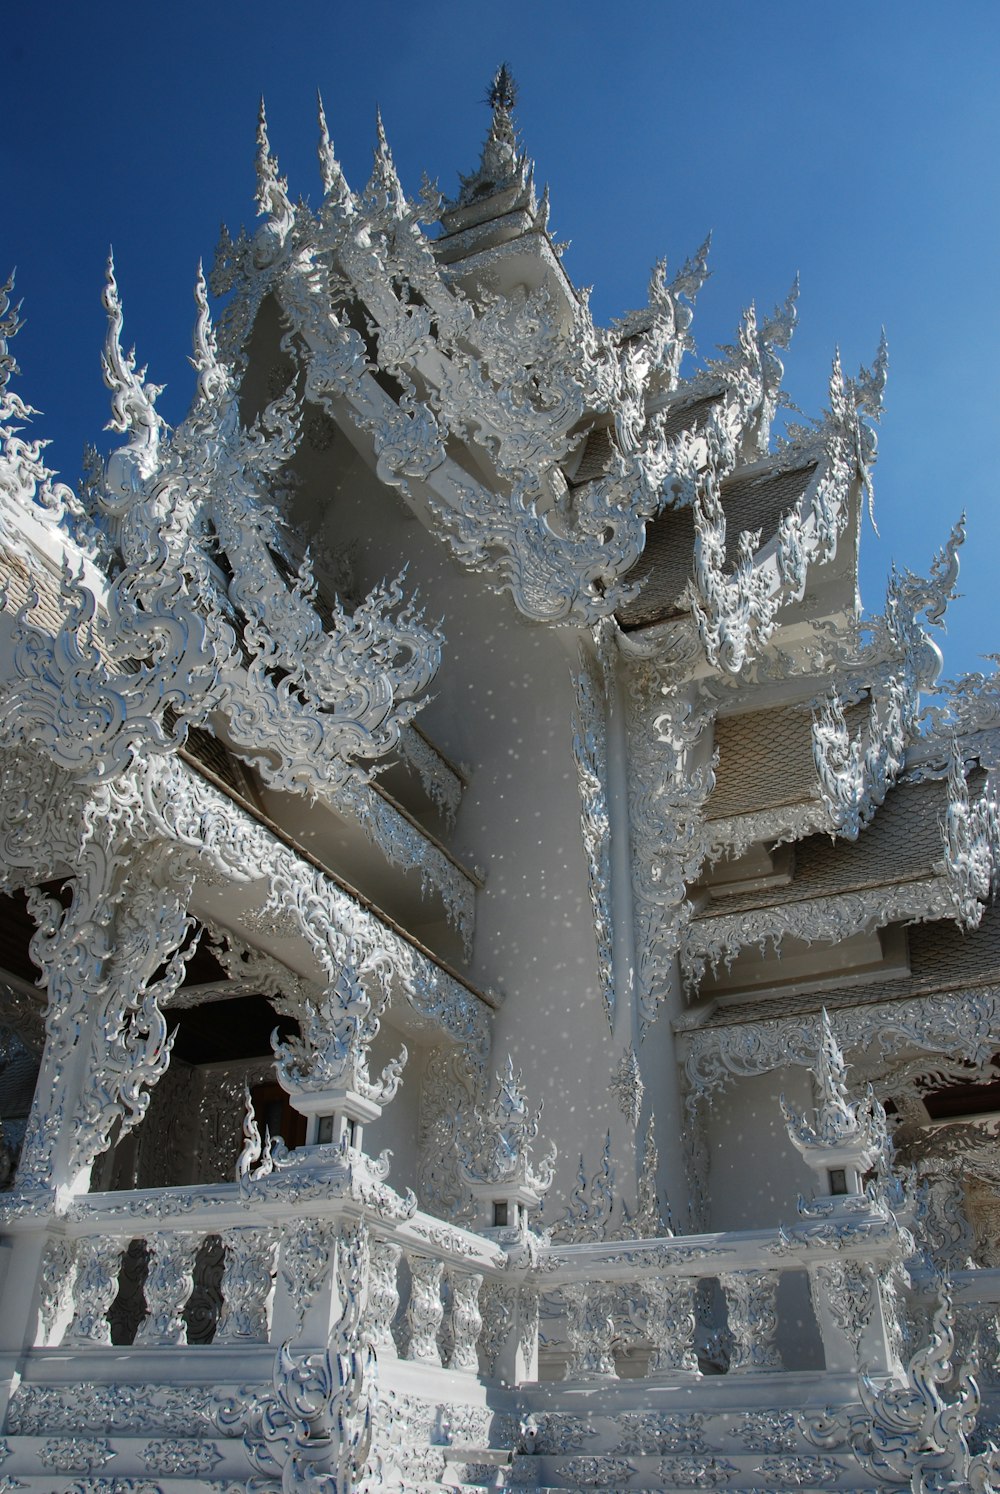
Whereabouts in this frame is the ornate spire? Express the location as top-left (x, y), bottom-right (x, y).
top-left (101, 252), bottom-right (165, 494)
top-left (451, 64), bottom-right (532, 213)
top-left (253, 99), bottom-right (295, 261)
top-left (782, 1010), bottom-right (885, 1199)
top-left (362, 108), bottom-right (407, 223)
top-left (271, 955), bottom-right (406, 1111)
top-left (189, 262), bottom-right (230, 411)
top-left (316, 90), bottom-right (351, 208)
top-left (457, 1055), bottom-right (556, 1209)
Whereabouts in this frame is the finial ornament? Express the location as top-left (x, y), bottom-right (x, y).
top-left (487, 63), bottom-right (518, 114)
top-left (101, 252), bottom-right (165, 495)
top-left (253, 98), bottom-right (295, 261)
top-left (271, 952), bottom-right (406, 1154)
top-left (271, 955), bottom-right (406, 1109)
top-left (316, 90), bottom-right (351, 207)
top-left (0, 270), bottom-right (23, 397)
top-left (457, 1055), bottom-right (555, 1230)
top-left (782, 1009), bottom-right (885, 1200)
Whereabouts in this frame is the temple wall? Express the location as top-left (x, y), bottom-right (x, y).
top-left (704, 1067), bottom-right (818, 1232)
top-left (301, 430), bottom-right (625, 1212)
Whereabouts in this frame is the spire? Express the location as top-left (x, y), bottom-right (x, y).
top-left (254, 98), bottom-right (294, 244)
top-left (449, 64), bottom-right (532, 214)
top-left (189, 262), bottom-right (229, 410)
top-left (101, 251), bottom-right (165, 490)
top-left (479, 62), bottom-right (520, 185)
top-left (362, 106), bottom-right (407, 219)
top-left (316, 90), bottom-right (337, 196)
top-left (316, 90), bottom-right (351, 207)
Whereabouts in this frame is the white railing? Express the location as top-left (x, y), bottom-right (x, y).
top-left (14, 1181), bottom-right (1000, 1396)
top-left (12, 1177), bottom-right (515, 1384)
top-left (534, 1205), bottom-right (909, 1381)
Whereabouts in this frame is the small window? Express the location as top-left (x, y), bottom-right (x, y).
top-left (828, 1168), bottom-right (848, 1195)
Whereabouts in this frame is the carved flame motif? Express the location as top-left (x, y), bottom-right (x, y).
top-left (271, 954), bottom-right (406, 1107)
top-left (457, 1055), bottom-right (555, 1196)
top-left (0, 256), bottom-right (443, 801)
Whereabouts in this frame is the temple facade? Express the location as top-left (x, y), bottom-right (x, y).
top-left (1, 70), bottom-right (1000, 1492)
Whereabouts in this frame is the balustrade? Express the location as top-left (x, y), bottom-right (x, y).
top-left (21, 1193), bottom-right (498, 1379)
top-left (643, 1273), bottom-right (699, 1375)
top-left (64, 1236), bottom-right (124, 1346)
top-left (368, 1237), bottom-right (402, 1354)
top-left (10, 1176), bottom-right (946, 1395)
top-left (446, 1267), bottom-right (483, 1371)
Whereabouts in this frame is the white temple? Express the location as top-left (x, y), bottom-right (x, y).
top-left (1, 67), bottom-right (1000, 1492)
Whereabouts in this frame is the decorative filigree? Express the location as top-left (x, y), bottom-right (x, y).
top-left (943, 744), bottom-right (1000, 927)
top-left (680, 988), bottom-right (1000, 1110)
top-left (141, 1441), bottom-right (222, 1475)
top-left (809, 516), bottom-right (965, 844)
top-left (629, 1109), bottom-right (668, 1238)
top-left (219, 1220), bottom-right (374, 1491)
top-left (457, 1055), bottom-right (555, 1198)
top-left (278, 1217), bottom-right (338, 1330)
top-left (550, 1130), bottom-right (615, 1242)
top-left (271, 950), bottom-right (406, 1107)
top-left (571, 652), bottom-right (614, 1027)
top-left (804, 1287), bottom-right (1000, 1493)
top-left (627, 671), bottom-right (715, 1029)
top-left (609, 1044), bottom-right (644, 1128)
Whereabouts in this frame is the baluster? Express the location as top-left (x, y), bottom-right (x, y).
top-left (184, 1234), bottom-right (225, 1345)
top-left (36, 1237), bottom-right (78, 1347)
top-left (562, 1282), bottom-right (616, 1379)
top-left (135, 1230), bottom-right (198, 1345)
top-left (446, 1269), bottom-right (483, 1372)
top-left (644, 1273), bottom-right (699, 1375)
top-left (368, 1239), bottom-right (402, 1355)
top-left (216, 1227), bottom-right (278, 1343)
top-left (719, 1269), bottom-right (782, 1372)
top-left (64, 1236), bottom-right (125, 1345)
top-left (404, 1254), bottom-right (444, 1365)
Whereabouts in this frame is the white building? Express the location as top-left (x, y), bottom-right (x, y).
top-left (1, 69), bottom-right (999, 1492)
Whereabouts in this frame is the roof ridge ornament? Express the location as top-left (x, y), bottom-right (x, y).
top-left (451, 64), bottom-right (532, 213)
top-left (101, 252), bottom-right (166, 498)
top-left (253, 98), bottom-right (295, 265)
top-left (316, 90), bottom-right (351, 209)
top-left (362, 107), bottom-right (407, 226)
top-left (0, 270), bottom-right (23, 398)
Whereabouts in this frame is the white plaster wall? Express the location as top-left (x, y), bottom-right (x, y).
top-left (300, 432), bottom-right (624, 1215)
top-left (363, 1026), bottom-right (426, 1188)
top-left (704, 1066), bottom-right (819, 1230)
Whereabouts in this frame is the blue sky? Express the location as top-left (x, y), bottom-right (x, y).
top-left (7, 1), bottom-right (1000, 681)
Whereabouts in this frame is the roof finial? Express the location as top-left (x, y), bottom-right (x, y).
top-left (0, 270), bottom-right (23, 398)
top-left (316, 91), bottom-right (351, 209)
top-left (487, 62), bottom-right (518, 115)
top-left (101, 251), bottom-right (165, 489)
top-left (254, 98), bottom-right (294, 238)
